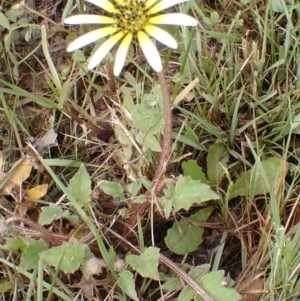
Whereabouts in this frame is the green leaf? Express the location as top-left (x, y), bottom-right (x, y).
top-left (20, 239), bottom-right (48, 270)
top-left (165, 207), bottom-right (214, 254)
top-left (189, 207), bottom-right (215, 223)
top-left (182, 160), bottom-right (207, 183)
top-left (131, 98), bottom-right (163, 136)
top-left (210, 11), bottom-right (220, 23)
top-left (17, 18), bottom-right (29, 26)
top-left (178, 285), bottom-right (196, 301)
top-left (69, 163), bottom-right (92, 205)
top-left (0, 12), bottom-right (10, 29)
top-left (40, 240), bottom-right (85, 273)
top-left (118, 270), bottom-right (139, 301)
top-left (165, 206), bottom-right (214, 254)
top-left (7, 238), bottom-right (27, 251)
top-left (200, 270), bottom-right (241, 301)
top-left (114, 125), bottom-right (132, 145)
top-left (165, 219), bottom-right (200, 255)
top-left (124, 72), bottom-right (137, 87)
top-left (98, 180), bottom-right (125, 200)
top-left (39, 203), bottom-right (80, 226)
top-left (129, 180), bottom-right (143, 197)
top-left (271, 0), bottom-right (285, 12)
top-left (63, 212), bottom-right (80, 225)
top-left (160, 194), bottom-right (173, 219)
top-left (203, 16), bottom-right (213, 25)
top-left (172, 176), bottom-right (219, 211)
top-left (108, 246), bottom-right (118, 262)
top-left (126, 247), bottom-right (160, 280)
top-left (229, 157), bottom-right (286, 199)
top-left (158, 183), bottom-right (175, 219)
top-left (140, 176), bottom-right (154, 190)
top-left (133, 195), bottom-right (147, 203)
top-left (4, 29), bottom-right (19, 51)
top-left (136, 131), bottom-right (161, 152)
top-left (73, 50), bottom-right (86, 63)
top-left (24, 25), bottom-right (39, 42)
top-left (161, 277), bottom-right (183, 291)
top-left (143, 133), bottom-right (162, 152)
top-left (122, 92), bottom-right (135, 112)
top-left (188, 264), bottom-right (211, 281)
top-left (39, 203), bottom-right (63, 225)
top-left (165, 218), bottom-right (204, 254)
top-left (207, 143), bottom-right (229, 185)
top-left (7, 9), bottom-right (17, 22)
top-left (291, 114), bottom-right (300, 134)
top-left (0, 280), bottom-right (12, 293)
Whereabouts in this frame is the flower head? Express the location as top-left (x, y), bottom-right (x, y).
top-left (64, 0), bottom-right (197, 75)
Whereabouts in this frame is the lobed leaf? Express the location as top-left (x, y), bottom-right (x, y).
top-left (126, 247), bottom-right (160, 280)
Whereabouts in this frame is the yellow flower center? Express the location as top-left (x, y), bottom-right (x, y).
top-left (114, 0), bottom-right (149, 33)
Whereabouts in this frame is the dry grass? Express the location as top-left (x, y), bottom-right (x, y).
top-left (1, 0), bottom-right (300, 300)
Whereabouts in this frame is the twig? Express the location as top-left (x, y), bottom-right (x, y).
top-left (159, 255), bottom-right (214, 301)
top-left (5, 216), bottom-right (68, 246)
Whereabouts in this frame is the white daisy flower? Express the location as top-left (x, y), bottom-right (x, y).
top-left (64, 0), bottom-right (197, 75)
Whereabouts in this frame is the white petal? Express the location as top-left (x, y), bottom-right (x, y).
top-left (64, 15), bottom-right (116, 25)
top-left (149, 13), bottom-right (198, 26)
top-left (149, 0), bottom-right (191, 14)
top-left (85, 0), bottom-right (117, 13)
top-left (144, 24), bottom-right (177, 48)
top-left (88, 32), bottom-right (124, 69)
top-left (137, 31), bottom-right (162, 72)
top-left (114, 33), bottom-right (133, 76)
top-left (67, 27), bottom-right (117, 52)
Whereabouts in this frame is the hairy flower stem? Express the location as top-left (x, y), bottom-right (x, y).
top-left (153, 71), bottom-right (173, 182)
top-left (125, 71), bottom-right (172, 235)
top-left (106, 59), bottom-right (118, 103)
